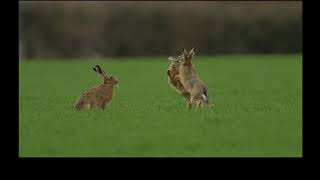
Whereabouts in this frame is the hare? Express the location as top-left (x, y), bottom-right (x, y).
top-left (178, 48), bottom-right (214, 110)
top-left (74, 65), bottom-right (119, 110)
top-left (167, 55), bottom-right (190, 100)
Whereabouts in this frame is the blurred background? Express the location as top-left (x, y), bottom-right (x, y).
top-left (19, 1), bottom-right (302, 60)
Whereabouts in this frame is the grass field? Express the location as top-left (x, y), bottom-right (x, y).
top-left (19, 55), bottom-right (302, 157)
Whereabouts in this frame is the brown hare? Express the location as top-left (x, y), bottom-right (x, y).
top-left (74, 65), bottom-right (119, 110)
top-left (167, 55), bottom-right (190, 100)
top-left (178, 48), bottom-right (214, 110)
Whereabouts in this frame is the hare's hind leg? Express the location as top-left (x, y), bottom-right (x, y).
top-left (182, 92), bottom-right (191, 102)
top-left (208, 103), bottom-right (214, 108)
top-left (74, 95), bottom-right (92, 110)
top-left (187, 100), bottom-right (192, 110)
top-left (74, 101), bottom-right (91, 110)
top-left (196, 100), bottom-right (202, 110)
top-left (188, 97), bottom-right (198, 110)
top-left (205, 100), bottom-right (215, 108)
top-left (84, 103), bottom-right (91, 110)
top-left (74, 100), bottom-right (84, 110)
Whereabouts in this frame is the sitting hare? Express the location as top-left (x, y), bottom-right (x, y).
top-left (178, 48), bottom-right (214, 110)
top-left (167, 55), bottom-right (190, 100)
top-left (74, 65), bottom-right (119, 110)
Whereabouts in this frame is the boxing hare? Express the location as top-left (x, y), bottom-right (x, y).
top-left (178, 48), bottom-right (214, 110)
top-left (167, 55), bottom-right (190, 100)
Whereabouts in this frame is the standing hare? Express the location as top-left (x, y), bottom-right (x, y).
top-left (178, 48), bottom-right (214, 110)
top-left (167, 55), bottom-right (190, 100)
top-left (74, 65), bottom-right (119, 110)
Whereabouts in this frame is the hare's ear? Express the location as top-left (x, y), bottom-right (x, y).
top-left (181, 49), bottom-right (188, 56)
top-left (94, 65), bottom-right (109, 79)
top-left (189, 48), bottom-right (195, 58)
top-left (95, 65), bottom-right (105, 75)
top-left (168, 56), bottom-right (177, 62)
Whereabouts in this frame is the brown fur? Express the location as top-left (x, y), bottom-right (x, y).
top-left (167, 55), bottom-right (190, 100)
top-left (178, 48), bottom-right (214, 110)
top-left (74, 65), bottom-right (119, 110)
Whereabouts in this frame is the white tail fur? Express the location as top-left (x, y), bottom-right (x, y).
top-left (201, 94), bottom-right (208, 102)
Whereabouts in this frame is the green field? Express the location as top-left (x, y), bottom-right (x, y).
top-left (19, 55), bottom-right (302, 157)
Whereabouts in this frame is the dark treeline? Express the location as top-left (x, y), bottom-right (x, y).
top-left (19, 1), bottom-right (302, 59)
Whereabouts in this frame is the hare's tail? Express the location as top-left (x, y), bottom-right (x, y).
top-left (201, 94), bottom-right (208, 102)
top-left (201, 88), bottom-right (209, 103)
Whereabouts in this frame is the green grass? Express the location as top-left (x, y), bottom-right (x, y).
top-left (19, 55), bottom-right (302, 157)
